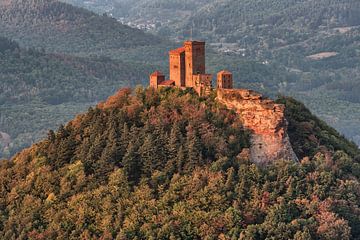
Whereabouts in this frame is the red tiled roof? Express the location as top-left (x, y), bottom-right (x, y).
top-left (150, 71), bottom-right (164, 76)
top-left (159, 80), bottom-right (175, 86)
top-left (169, 47), bottom-right (185, 55)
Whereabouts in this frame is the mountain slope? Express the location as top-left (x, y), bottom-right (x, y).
top-left (0, 36), bottom-right (153, 159)
top-left (0, 88), bottom-right (359, 239)
top-left (0, 0), bottom-right (161, 57)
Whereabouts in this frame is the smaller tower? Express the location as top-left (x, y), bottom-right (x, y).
top-left (217, 70), bottom-right (233, 89)
top-left (150, 71), bottom-right (165, 89)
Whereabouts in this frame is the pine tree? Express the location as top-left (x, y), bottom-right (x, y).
top-left (84, 134), bottom-right (106, 175)
top-left (139, 134), bottom-right (157, 177)
top-left (100, 119), bottom-right (122, 167)
top-left (47, 130), bottom-right (55, 143)
top-left (122, 140), bottom-right (141, 184)
top-left (164, 123), bottom-right (183, 174)
top-left (184, 125), bottom-right (203, 173)
top-left (167, 123), bottom-right (183, 160)
top-left (176, 145), bottom-right (186, 174)
top-left (119, 123), bottom-right (130, 154)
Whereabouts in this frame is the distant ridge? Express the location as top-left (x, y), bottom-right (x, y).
top-left (0, 0), bottom-right (161, 55)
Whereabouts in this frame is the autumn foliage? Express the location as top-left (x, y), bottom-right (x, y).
top-left (0, 87), bottom-right (359, 239)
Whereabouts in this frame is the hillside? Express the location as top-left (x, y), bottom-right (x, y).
top-left (0, 0), bottom-right (162, 58)
top-left (62, 0), bottom-right (360, 146)
top-left (0, 88), bottom-right (359, 239)
top-left (0, 36), bottom-right (154, 159)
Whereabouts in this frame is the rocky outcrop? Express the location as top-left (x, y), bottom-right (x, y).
top-left (217, 89), bottom-right (297, 165)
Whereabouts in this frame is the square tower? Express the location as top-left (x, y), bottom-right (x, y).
top-left (217, 70), bottom-right (233, 89)
top-left (169, 47), bottom-right (186, 87)
top-left (184, 41), bottom-right (205, 87)
top-left (149, 71), bottom-right (165, 89)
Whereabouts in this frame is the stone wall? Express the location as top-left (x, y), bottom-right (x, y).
top-left (217, 89), bottom-right (298, 165)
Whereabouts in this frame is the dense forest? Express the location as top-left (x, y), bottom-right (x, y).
top-left (0, 36), bottom-right (154, 158)
top-left (0, 88), bottom-right (359, 239)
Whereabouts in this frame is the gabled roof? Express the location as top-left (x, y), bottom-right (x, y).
top-left (150, 71), bottom-right (164, 77)
top-left (169, 47), bottom-right (185, 55)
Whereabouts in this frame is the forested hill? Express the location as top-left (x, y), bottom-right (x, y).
top-left (187, 0), bottom-right (360, 40)
top-left (0, 36), bottom-right (153, 159)
top-left (0, 0), bottom-right (161, 56)
top-left (65, 0), bottom-right (360, 40)
top-left (0, 87), bottom-right (359, 239)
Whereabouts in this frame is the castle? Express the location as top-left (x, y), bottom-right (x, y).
top-left (149, 40), bottom-right (298, 164)
top-left (150, 41), bottom-right (233, 96)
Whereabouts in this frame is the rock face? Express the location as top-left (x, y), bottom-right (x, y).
top-left (217, 89), bottom-right (298, 165)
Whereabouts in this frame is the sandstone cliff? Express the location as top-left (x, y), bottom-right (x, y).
top-left (217, 89), bottom-right (298, 164)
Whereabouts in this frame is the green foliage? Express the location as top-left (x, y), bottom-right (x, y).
top-left (277, 96), bottom-right (360, 159)
top-left (0, 88), bottom-right (359, 239)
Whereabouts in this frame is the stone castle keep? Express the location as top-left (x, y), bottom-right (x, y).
top-left (150, 41), bottom-right (297, 164)
top-left (150, 41), bottom-right (233, 96)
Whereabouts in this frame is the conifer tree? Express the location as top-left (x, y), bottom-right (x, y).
top-left (167, 123), bottom-right (183, 160)
top-left (176, 145), bottom-right (186, 173)
top-left (84, 134), bottom-right (106, 175)
top-left (184, 125), bottom-right (203, 173)
top-left (139, 134), bottom-right (157, 177)
top-left (119, 123), bottom-right (130, 154)
top-left (122, 140), bottom-right (141, 184)
top-left (47, 130), bottom-right (55, 143)
top-left (100, 119), bottom-right (122, 167)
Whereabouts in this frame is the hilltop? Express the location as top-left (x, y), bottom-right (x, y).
top-left (0, 87), bottom-right (359, 239)
top-left (0, 36), bottom-right (154, 158)
top-left (66, 0), bottom-right (360, 146)
top-left (0, 0), bottom-right (162, 57)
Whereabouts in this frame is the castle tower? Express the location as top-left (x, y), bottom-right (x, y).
top-left (169, 47), bottom-right (186, 87)
top-left (217, 70), bottom-right (233, 89)
top-left (184, 41), bottom-right (205, 87)
top-left (149, 71), bottom-right (165, 89)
